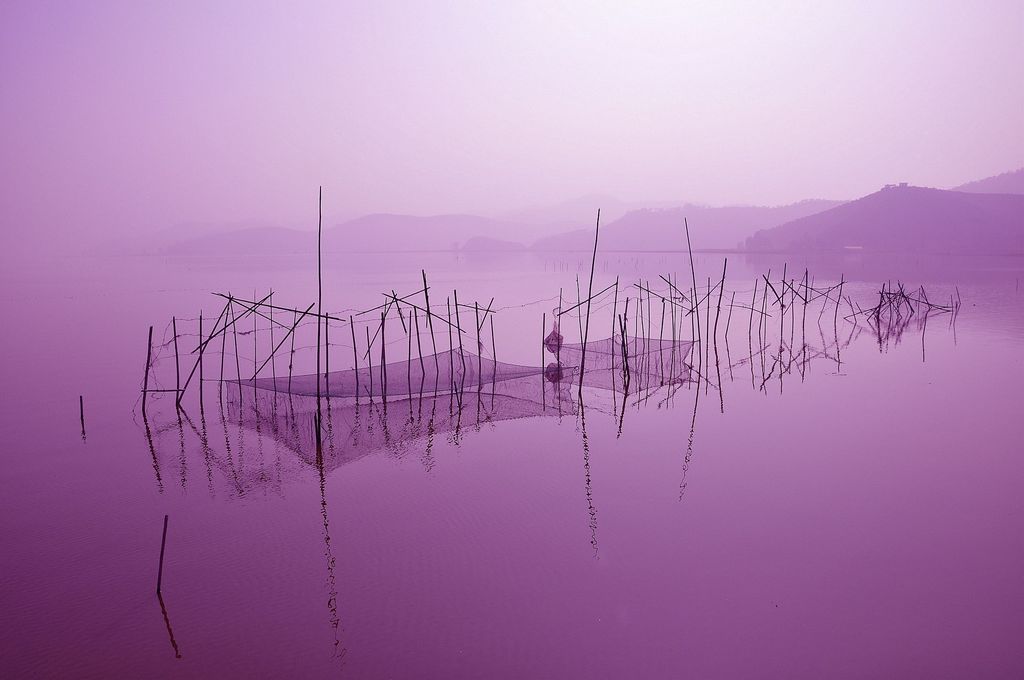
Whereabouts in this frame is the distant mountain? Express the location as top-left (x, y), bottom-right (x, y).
top-left (532, 199), bottom-right (843, 251)
top-left (160, 225), bottom-right (310, 255)
top-left (162, 214), bottom-right (531, 255)
top-left (744, 185), bottom-right (1024, 255)
top-left (502, 194), bottom-right (683, 231)
top-left (324, 213), bottom-right (526, 252)
top-left (952, 168), bottom-right (1024, 195)
top-left (460, 236), bottom-right (527, 251)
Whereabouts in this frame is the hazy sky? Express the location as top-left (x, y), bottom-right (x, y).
top-left (2, 1), bottom-right (1022, 248)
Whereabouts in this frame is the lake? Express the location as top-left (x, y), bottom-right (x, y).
top-left (1, 250), bottom-right (1022, 678)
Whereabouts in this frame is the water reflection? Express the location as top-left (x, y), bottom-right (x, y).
top-left (137, 291), bottom-right (954, 500)
top-left (135, 291), bottom-right (960, 667)
top-left (157, 592), bottom-right (183, 659)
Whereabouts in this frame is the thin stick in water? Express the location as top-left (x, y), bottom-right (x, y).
top-left (156, 514), bottom-right (169, 594)
top-left (142, 326), bottom-right (153, 415)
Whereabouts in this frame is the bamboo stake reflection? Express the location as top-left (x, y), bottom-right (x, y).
top-left (578, 394), bottom-right (599, 559)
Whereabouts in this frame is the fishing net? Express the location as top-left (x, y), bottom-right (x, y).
top-left (224, 370), bottom-right (581, 470)
top-left (234, 331), bottom-right (695, 402)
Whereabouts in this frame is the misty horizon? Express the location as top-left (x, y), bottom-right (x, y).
top-left (3, 2), bottom-right (1023, 257)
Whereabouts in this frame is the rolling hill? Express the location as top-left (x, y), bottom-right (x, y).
top-left (161, 214), bottom-right (533, 255)
top-left (952, 168), bottom-right (1024, 195)
top-left (744, 185), bottom-right (1024, 255)
top-left (531, 199), bottom-right (843, 251)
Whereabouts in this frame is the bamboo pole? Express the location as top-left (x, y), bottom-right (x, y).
top-left (422, 270), bottom-right (438, 374)
top-left (380, 310), bottom-right (387, 401)
top-left (578, 209), bottom-right (600, 394)
top-left (253, 293), bottom-right (258, 391)
top-left (198, 311), bottom-right (204, 408)
top-left (172, 317), bottom-right (181, 404)
top-left (268, 294), bottom-right (276, 387)
top-left (446, 297), bottom-right (454, 393)
top-left (350, 315), bottom-right (359, 397)
top-left (414, 308), bottom-right (424, 373)
top-left (253, 303), bottom-right (316, 379)
top-left (316, 186), bottom-right (323, 406)
top-left (366, 326), bottom-right (373, 399)
top-left (683, 218), bottom-right (700, 375)
top-left (490, 316), bottom-right (497, 389)
top-left (288, 309), bottom-right (297, 393)
top-left (454, 290), bottom-right (465, 372)
top-left (474, 301), bottom-right (482, 391)
top-left (142, 326), bottom-right (153, 415)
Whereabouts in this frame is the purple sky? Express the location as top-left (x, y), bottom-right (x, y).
top-left (2, 1), bottom-right (1022, 250)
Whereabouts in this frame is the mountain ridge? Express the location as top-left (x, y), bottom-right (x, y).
top-left (744, 185), bottom-right (1024, 255)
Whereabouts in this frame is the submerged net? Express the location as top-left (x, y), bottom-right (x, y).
top-left (226, 371), bottom-right (581, 470)
top-left (235, 333), bottom-right (695, 401)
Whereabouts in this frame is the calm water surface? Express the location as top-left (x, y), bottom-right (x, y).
top-left (1, 252), bottom-right (1022, 678)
